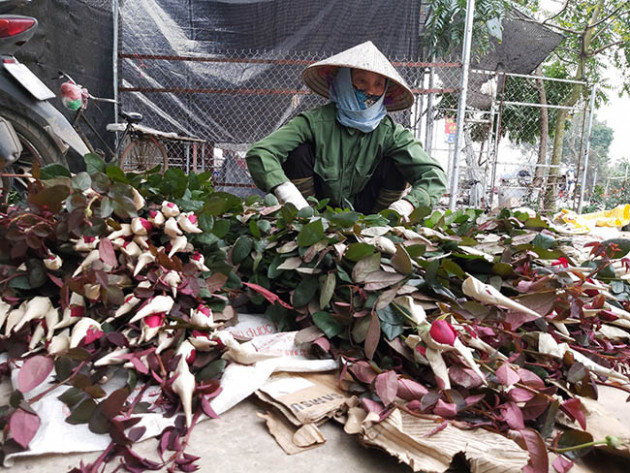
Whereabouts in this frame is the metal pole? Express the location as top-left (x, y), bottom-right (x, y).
top-left (112, 0), bottom-right (120, 147)
top-left (448, 0), bottom-right (476, 210)
top-left (424, 61), bottom-right (435, 154)
top-left (577, 84), bottom-right (597, 213)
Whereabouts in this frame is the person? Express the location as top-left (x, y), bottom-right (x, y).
top-left (245, 41), bottom-right (447, 217)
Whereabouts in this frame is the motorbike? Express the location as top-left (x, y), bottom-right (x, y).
top-left (0, 0), bottom-right (89, 198)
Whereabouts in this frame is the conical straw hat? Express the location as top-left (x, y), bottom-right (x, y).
top-left (302, 41), bottom-right (414, 112)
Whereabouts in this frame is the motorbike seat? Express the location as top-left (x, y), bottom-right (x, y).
top-left (120, 111), bottom-right (143, 124)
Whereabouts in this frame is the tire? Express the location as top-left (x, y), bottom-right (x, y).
top-left (119, 136), bottom-right (168, 173)
top-left (0, 108), bottom-right (66, 202)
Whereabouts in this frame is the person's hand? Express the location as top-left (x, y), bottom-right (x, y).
top-left (388, 199), bottom-right (414, 218)
top-left (273, 181), bottom-right (309, 210)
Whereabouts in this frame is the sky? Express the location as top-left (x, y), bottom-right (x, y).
top-left (539, 0), bottom-right (630, 165)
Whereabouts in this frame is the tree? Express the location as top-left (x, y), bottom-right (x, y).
top-left (513, 0), bottom-right (630, 210)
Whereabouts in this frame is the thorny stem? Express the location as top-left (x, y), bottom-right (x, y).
top-left (86, 441), bottom-right (115, 473)
top-left (163, 410), bottom-right (202, 468)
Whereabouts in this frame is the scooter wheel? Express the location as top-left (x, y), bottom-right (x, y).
top-left (0, 108), bottom-right (66, 203)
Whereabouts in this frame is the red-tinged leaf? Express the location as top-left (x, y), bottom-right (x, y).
top-left (349, 361), bottom-right (377, 384)
top-left (130, 357), bottom-right (149, 375)
top-left (101, 387), bottom-right (130, 419)
top-left (122, 446), bottom-right (162, 470)
top-left (128, 426), bottom-right (146, 442)
top-left (17, 355), bottom-right (54, 393)
top-left (201, 396), bottom-right (219, 419)
top-left (508, 387), bottom-right (535, 403)
top-left (522, 394), bottom-right (551, 421)
top-left (407, 400), bottom-right (422, 411)
top-left (48, 273), bottom-right (63, 287)
top-left (433, 399), bottom-right (458, 418)
top-left (364, 312), bottom-right (380, 360)
top-left (425, 420), bottom-right (449, 437)
top-left (501, 402), bottom-right (525, 429)
top-left (517, 368), bottom-right (545, 389)
top-left (151, 370), bottom-right (164, 384)
top-left (449, 366), bottom-right (484, 389)
top-left (512, 428), bottom-right (549, 473)
top-left (464, 393), bottom-right (486, 407)
top-left (560, 398), bottom-right (587, 430)
top-left (9, 408), bottom-right (40, 448)
top-left (552, 456), bottom-right (574, 473)
top-left (397, 378), bottom-right (429, 401)
top-left (496, 363), bottom-right (520, 387)
top-left (374, 371), bottom-right (398, 406)
top-left (360, 397), bottom-right (384, 414)
top-left (242, 282), bottom-right (293, 309)
top-left (312, 336), bottom-right (330, 353)
top-left (98, 237), bottom-right (118, 267)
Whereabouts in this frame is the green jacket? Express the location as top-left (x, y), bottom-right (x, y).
top-left (245, 103), bottom-right (447, 209)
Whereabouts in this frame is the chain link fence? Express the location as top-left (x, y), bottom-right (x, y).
top-left (118, 50), bottom-right (461, 197)
top-left (117, 47), bottom-right (591, 211)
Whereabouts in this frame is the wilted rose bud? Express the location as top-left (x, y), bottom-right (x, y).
top-left (161, 201), bottom-right (180, 218)
top-left (190, 251), bottom-right (210, 272)
top-left (164, 217), bottom-right (183, 238)
top-left (44, 252), bottom-right (62, 271)
top-left (148, 209), bottom-right (165, 226)
top-left (177, 212), bottom-right (202, 234)
top-left (131, 217), bottom-right (152, 236)
top-left (429, 319), bottom-right (457, 346)
top-left (131, 187), bottom-right (146, 211)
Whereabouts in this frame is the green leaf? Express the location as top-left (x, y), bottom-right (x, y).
top-left (105, 165), bottom-right (127, 183)
top-left (40, 164), bottom-right (72, 180)
top-left (297, 219), bottom-right (325, 247)
top-left (297, 206), bottom-right (315, 219)
top-left (312, 311), bottom-right (344, 338)
top-left (212, 219), bottom-right (230, 238)
top-left (198, 214), bottom-right (214, 232)
top-left (66, 398), bottom-right (97, 424)
top-left (441, 259), bottom-right (465, 279)
top-left (557, 429), bottom-right (594, 460)
top-left (84, 153), bottom-right (106, 174)
top-left (8, 276), bottom-right (31, 290)
top-left (329, 211), bottom-right (360, 228)
top-left (376, 306), bottom-right (406, 340)
top-left (532, 232), bottom-right (557, 249)
top-left (264, 194), bottom-right (279, 206)
top-left (344, 243), bottom-right (375, 262)
top-left (72, 172), bottom-right (92, 191)
top-left (319, 273), bottom-right (336, 308)
top-left (197, 359), bottom-right (227, 381)
top-left (232, 236), bottom-right (253, 264)
top-left (58, 387), bottom-right (85, 408)
top-left (293, 277), bottom-right (318, 307)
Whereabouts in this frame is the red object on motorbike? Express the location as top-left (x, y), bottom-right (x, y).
top-left (0, 17), bottom-right (35, 38)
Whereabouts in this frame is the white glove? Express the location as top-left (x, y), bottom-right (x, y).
top-left (388, 199), bottom-right (414, 218)
top-left (273, 181), bottom-right (309, 210)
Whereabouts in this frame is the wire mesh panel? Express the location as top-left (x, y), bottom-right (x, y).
top-left (117, 49), bottom-right (462, 196)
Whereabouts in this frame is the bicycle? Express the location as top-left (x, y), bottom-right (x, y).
top-left (58, 72), bottom-right (168, 172)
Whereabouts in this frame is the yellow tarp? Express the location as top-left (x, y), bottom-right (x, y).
top-left (557, 204), bottom-right (630, 233)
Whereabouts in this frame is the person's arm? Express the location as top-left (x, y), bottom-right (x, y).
top-left (245, 115), bottom-right (313, 194)
top-left (386, 123), bottom-right (447, 213)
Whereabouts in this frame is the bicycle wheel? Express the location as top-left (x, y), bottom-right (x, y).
top-left (119, 136), bottom-right (168, 173)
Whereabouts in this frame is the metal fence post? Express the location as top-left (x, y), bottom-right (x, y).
top-left (448, 0), bottom-right (476, 211)
top-left (577, 84), bottom-right (597, 214)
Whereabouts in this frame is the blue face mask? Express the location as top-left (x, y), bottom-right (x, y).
top-left (329, 68), bottom-right (387, 133)
top-left (354, 88), bottom-right (382, 110)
